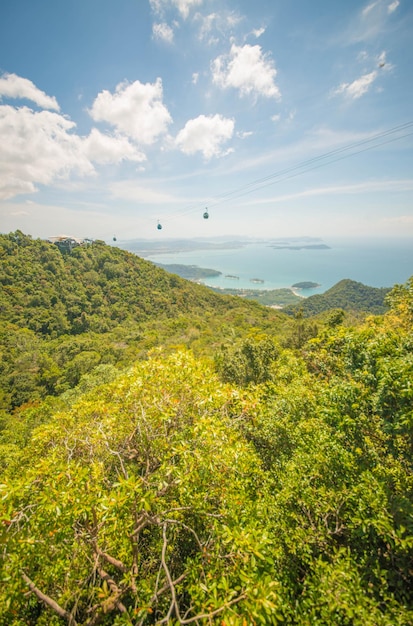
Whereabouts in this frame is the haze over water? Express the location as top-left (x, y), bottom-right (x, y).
top-left (139, 238), bottom-right (413, 296)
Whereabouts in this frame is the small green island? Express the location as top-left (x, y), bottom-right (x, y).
top-left (292, 281), bottom-right (320, 289)
top-left (271, 244), bottom-right (331, 250)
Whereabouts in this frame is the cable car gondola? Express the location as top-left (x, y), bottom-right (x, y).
top-left (113, 236), bottom-right (117, 242)
top-left (203, 208), bottom-right (209, 219)
top-left (157, 221), bottom-right (162, 230)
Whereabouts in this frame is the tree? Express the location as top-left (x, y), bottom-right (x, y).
top-left (1, 351), bottom-right (281, 625)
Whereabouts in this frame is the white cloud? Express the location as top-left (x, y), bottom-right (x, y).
top-left (387, 0), bottom-right (400, 13)
top-left (0, 74), bottom-right (149, 201)
top-left (152, 22), bottom-right (174, 43)
top-left (150, 0), bottom-right (202, 19)
top-left (196, 12), bottom-right (219, 42)
top-left (0, 73), bottom-right (59, 111)
top-left (175, 114), bottom-right (234, 159)
top-left (192, 72), bottom-right (199, 85)
top-left (195, 11), bottom-right (243, 43)
top-left (237, 130), bottom-right (253, 139)
top-left (362, 1), bottom-right (380, 17)
top-left (89, 78), bottom-right (172, 145)
top-left (333, 70), bottom-right (378, 99)
top-left (252, 27), bottom-right (266, 38)
top-left (211, 44), bottom-right (281, 100)
top-left (173, 0), bottom-right (203, 18)
top-left (149, 0), bottom-right (161, 14)
top-left (353, 0), bottom-right (400, 41)
top-left (0, 105), bottom-right (94, 200)
top-left (83, 128), bottom-right (146, 164)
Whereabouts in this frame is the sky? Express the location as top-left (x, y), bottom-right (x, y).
top-left (0, 0), bottom-right (412, 242)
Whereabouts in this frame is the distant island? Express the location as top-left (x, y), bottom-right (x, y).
top-left (292, 281), bottom-right (320, 289)
top-left (271, 244), bottom-right (331, 250)
top-left (118, 236), bottom-right (332, 257)
top-left (225, 274), bottom-right (239, 280)
top-left (250, 278), bottom-right (264, 284)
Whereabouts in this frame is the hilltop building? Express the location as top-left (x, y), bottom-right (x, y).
top-left (48, 235), bottom-right (94, 253)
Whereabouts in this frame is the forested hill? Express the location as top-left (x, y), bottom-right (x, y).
top-left (0, 231), bottom-right (291, 410)
top-left (0, 231), bottom-right (238, 335)
top-left (284, 278), bottom-right (390, 317)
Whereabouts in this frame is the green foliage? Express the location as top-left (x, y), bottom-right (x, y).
top-left (284, 279), bottom-right (390, 317)
top-left (0, 231), bottom-right (291, 411)
top-left (1, 231), bottom-right (413, 624)
top-left (210, 286), bottom-right (303, 307)
top-left (1, 352), bottom-right (282, 625)
top-left (155, 263), bottom-right (222, 280)
top-left (215, 333), bottom-right (280, 386)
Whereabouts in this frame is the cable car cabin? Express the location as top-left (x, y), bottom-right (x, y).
top-left (203, 209), bottom-right (209, 219)
top-left (113, 236), bottom-right (117, 241)
top-left (157, 222), bottom-right (162, 230)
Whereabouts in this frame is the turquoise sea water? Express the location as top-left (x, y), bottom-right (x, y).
top-left (139, 237), bottom-right (413, 296)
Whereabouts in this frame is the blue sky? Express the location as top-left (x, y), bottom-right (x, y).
top-left (0, 0), bottom-right (412, 241)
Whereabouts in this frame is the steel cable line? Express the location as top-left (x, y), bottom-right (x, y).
top-left (108, 120), bottom-right (413, 235)
top-left (159, 120), bottom-right (413, 224)
top-left (206, 121), bottom-right (413, 209)
top-left (208, 127), bottom-right (413, 208)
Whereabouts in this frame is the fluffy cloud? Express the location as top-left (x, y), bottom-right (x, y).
top-left (211, 44), bottom-right (281, 99)
top-left (0, 105), bottom-right (93, 200)
top-left (175, 114), bottom-right (234, 159)
top-left (0, 73), bottom-right (59, 111)
top-left (0, 86), bottom-right (147, 200)
top-left (89, 78), bottom-right (172, 145)
top-left (83, 129), bottom-right (146, 164)
top-left (152, 22), bottom-right (174, 43)
top-left (333, 70), bottom-right (378, 99)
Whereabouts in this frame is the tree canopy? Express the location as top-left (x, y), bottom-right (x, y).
top-left (1, 231), bottom-right (413, 624)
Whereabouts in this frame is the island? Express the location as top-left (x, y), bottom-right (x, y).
top-left (250, 278), bottom-right (265, 284)
top-left (155, 264), bottom-right (221, 280)
top-left (225, 274), bottom-right (239, 280)
top-left (271, 244), bottom-right (331, 250)
top-left (292, 281), bottom-right (320, 289)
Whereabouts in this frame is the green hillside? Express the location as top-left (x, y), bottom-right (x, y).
top-left (1, 230), bottom-right (413, 625)
top-left (284, 278), bottom-right (390, 317)
top-left (0, 231), bottom-right (292, 410)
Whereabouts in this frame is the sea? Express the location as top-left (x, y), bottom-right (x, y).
top-left (124, 237), bottom-right (413, 297)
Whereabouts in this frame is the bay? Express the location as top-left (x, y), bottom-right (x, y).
top-left (134, 237), bottom-right (413, 296)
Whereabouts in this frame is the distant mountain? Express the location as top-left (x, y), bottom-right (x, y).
top-left (284, 279), bottom-right (391, 317)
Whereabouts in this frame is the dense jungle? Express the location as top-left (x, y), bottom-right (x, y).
top-left (1, 231), bottom-right (412, 625)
